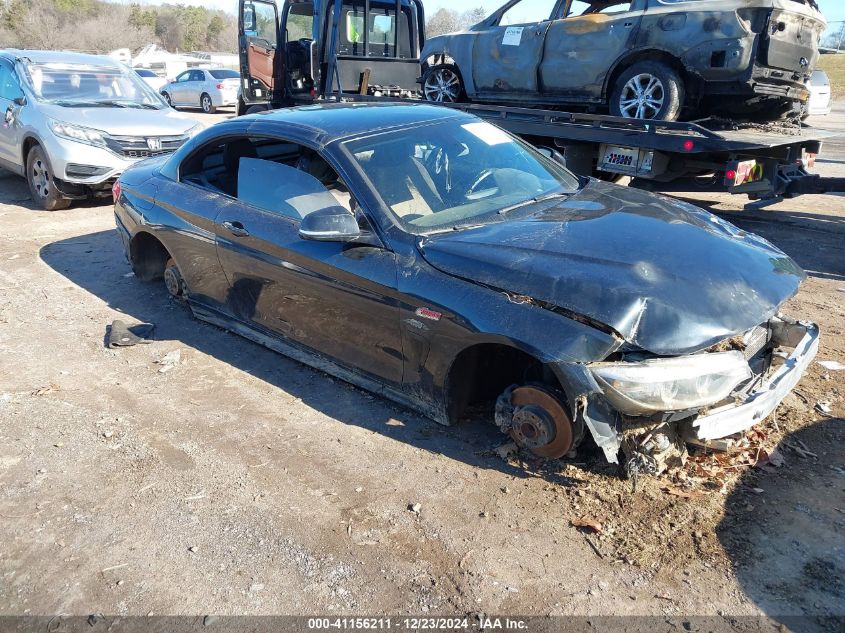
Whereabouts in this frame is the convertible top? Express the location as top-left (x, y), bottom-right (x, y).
top-left (244, 102), bottom-right (468, 144)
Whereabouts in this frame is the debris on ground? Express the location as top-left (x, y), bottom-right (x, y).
top-left (107, 319), bottom-right (155, 348)
top-left (571, 515), bottom-right (604, 534)
top-left (817, 360), bottom-right (845, 371)
top-left (32, 384), bottom-right (60, 396)
top-left (493, 441), bottom-right (519, 461)
top-left (155, 349), bottom-right (182, 373)
top-left (815, 401), bottom-right (833, 415)
top-left (408, 503), bottom-right (421, 514)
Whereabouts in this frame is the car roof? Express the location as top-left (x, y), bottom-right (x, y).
top-left (0, 49), bottom-right (124, 68)
top-left (246, 102), bottom-right (470, 145)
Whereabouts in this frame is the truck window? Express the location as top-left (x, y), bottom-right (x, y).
top-left (287, 3), bottom-right (315, 41)
top-left (338, 2), bottom-right (413, 58)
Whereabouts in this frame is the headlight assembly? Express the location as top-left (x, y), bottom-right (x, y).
top-left (590, 351), bottom-right (752, 415)
top-left (49, 120), bottom-right (107, 148)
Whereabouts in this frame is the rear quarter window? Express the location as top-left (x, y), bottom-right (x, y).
top-left (209, 69), bottom-right (239, 80)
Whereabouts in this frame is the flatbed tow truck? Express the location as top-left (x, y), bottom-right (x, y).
top-left (237, 0), bottom-right (845, 206)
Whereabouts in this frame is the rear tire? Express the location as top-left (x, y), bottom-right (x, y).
top-left (26, 145), bottom-right (71, 211)
top-left (245, 104), bottom-right (269, 115)
top-left (610, 61), bottom-right (684, 121)
top-left (200, 93), bottom-right (216, 114)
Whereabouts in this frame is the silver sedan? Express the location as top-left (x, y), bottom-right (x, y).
top-left (160, 68), bottom-right (240, 114)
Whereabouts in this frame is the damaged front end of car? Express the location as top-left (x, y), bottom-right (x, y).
top-left (496, 314), bottom-right (818, 477)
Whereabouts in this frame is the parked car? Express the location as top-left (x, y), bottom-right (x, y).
top-left (0, 49), bottom-right (202, 210)
top-left (134, 68), bottom-right (167, 93)
top-left (160, 68), bottom-right (240, 114)
top-left (806, 69), bottom-right (832, 117)
top-left (114, 103), bottom-right (818, 474)
top-left (421, 0), bottom-right (826, 121)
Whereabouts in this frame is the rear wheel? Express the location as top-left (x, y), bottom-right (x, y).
top-left (610, 61), bottom-right (684, 121)
top-left (200, 93), bottom-right (216, 114)
top-left (423, 64), bottom-right (465, 103)
top-left (163, 258), bottom-right (186, 298)
top-left (26, 145), bottom-right (70, 211)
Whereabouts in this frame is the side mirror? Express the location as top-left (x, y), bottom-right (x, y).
top-left (13, 96), bottom-right (26, 106)
top-left (537, 146), bottom-right (567, 168)
top-left (299, 206), bottom-right (361, 242)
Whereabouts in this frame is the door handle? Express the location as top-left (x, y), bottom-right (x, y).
top-left (222, 221), bottom-right (250, 237)
top-left (624, 22), bottom-right (634, 27)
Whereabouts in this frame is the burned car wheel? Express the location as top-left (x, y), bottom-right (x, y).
top-left (26, 145), bottom-right (71, 211)
top-left (610, 61), bottom-right (684, 121)
top-left (423, 65), bottom-right (465, 103)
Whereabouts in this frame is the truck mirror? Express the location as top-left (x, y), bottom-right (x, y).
top-left (243, 3), bottom-right (255, 31)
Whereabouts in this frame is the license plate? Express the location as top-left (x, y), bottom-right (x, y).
top-left (599, 145), bottom-right (653, 176)
top-left (726, 159), bottom-right (763, 187)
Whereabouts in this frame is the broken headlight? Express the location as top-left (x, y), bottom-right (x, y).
top-left (589, 351), bottom-right (752, 416)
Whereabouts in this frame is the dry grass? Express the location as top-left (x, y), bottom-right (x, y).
top-left (819, 54), bottom-right (845, 99)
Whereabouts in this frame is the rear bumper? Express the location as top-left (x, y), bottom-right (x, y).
top-left (691, 320), bottom-right (819, 441)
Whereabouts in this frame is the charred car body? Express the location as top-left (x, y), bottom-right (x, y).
top-left (114, 104), bottom-right (818, 473)
top-left (421, 0), bottom-right (826, 120)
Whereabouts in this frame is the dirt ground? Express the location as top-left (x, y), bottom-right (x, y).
top-left (0, 105), bottom-right (843, 625)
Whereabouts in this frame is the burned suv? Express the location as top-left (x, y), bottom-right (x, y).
top-left (421, 0), bottom-right (826, 121)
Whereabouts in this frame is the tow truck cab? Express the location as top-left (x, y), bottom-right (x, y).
top-left (238, 0), bottom-right (425, 112)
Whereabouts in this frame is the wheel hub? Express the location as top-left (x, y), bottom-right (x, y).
top-left (32, 160), bottom-right (48, 198)
top-left (424, 69), bottom-right (459, 103)
top-left (164, 266), bottom-right (183, 297)
top-left (508, 385), bottom-right (574, 458)
top-left (619, 73), bottom-right (665, 120)
top-left (511, 405), bottom-right (556, 449)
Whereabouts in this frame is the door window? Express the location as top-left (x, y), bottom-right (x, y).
top-left (566, 1), bottom-right (634, 16)
top-left (238, 157), bottom-right (347, 221)
top-left (189, 70), bottom-right (205, 82)
top-left (253, 2), bottom-right (279, 47)
top-left (286, 3), bottom-right (315, 40)
top-left (500, 0), bottom-right (559, 25)
top-left (180, 135), bottom-right (351, 218)
top-left (0, 64), bottom-right (22, 101)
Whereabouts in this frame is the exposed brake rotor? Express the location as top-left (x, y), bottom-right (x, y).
top-left (507, 385), bottom-right (574, 459)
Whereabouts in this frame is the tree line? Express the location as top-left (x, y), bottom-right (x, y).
top-left (0, 0), bottom-right (487, 56)
top-left (0, 0), bottom-right (238, 54)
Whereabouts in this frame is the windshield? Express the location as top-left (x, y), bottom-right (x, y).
top-left (22, 62), bottom-right (167, 109)
top-left (344, 118), bottom-right (581, 233)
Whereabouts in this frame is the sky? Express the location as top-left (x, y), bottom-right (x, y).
top-left (126, 0), bottom-right (845, 24)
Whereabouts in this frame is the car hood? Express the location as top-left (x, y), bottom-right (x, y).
top-left (39, 103), bottom-right (197, 136)
top-left (418, 181), bottom-right (806, 356)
